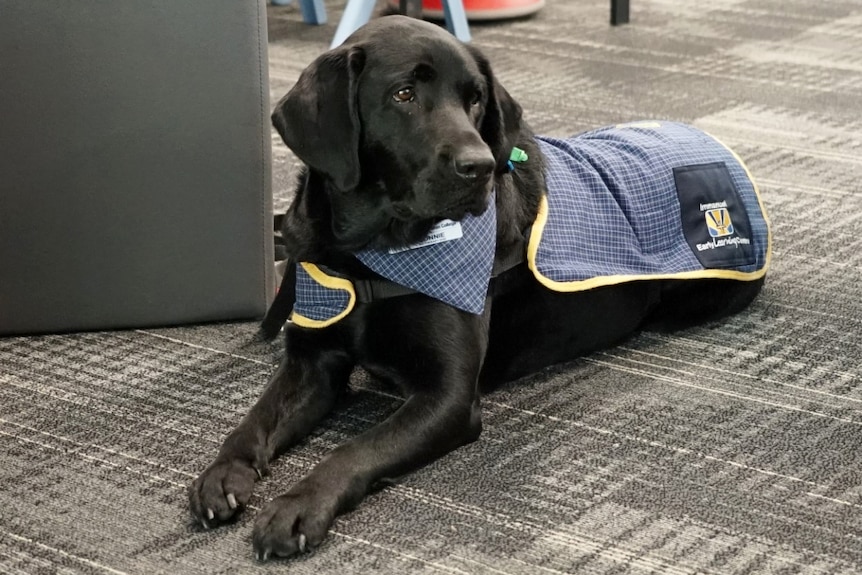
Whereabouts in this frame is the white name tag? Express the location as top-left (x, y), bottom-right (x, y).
top-left (388, 219), bottom-right (463, 254)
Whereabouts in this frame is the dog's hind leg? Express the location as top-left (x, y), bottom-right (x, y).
top-left (188, 342), bottom-right (353, 529)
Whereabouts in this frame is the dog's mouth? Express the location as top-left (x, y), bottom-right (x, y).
top-left (390, 195), bottom-right (490, 222)
top-left (389, 178), bottom-right (493, 222)
top-left (389, 202), bottom-right (416, 220)
top-left (441, 197), bottom-right (490, 220)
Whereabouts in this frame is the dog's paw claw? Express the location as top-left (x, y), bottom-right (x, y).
top-left (256, 548), bottom-right (271, 562)
top-left (189, 459), bottom-right (259, 529)
top-left (252, 489), bottom-right (334, 560)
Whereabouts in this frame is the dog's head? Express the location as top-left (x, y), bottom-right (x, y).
top-left (272, 16), bottom-right (522, 247)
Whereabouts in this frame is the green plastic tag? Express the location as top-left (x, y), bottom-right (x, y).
top-left (509, 147), bottom-right (528, 163)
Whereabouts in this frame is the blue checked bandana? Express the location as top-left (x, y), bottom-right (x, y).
top-left (354, 199), bottom-right (497, 314)
top-left (291, 121), bottom-right (770, 327)
top-left (291, 198), bottom-right (496, 327)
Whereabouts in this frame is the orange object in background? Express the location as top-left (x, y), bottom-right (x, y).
top-left (391, 0), bottom-right (544, 20)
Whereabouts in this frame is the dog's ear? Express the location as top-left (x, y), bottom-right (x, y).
top-left (271, 47), bottom-right (366, 191)
top-left (467, 45), bottom-right (523, 173)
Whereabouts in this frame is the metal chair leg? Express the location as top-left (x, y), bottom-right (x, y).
top-left (610, 0), bottom-right (629, 25)
top-left (331, 0), bottom-right (472, 48)
top-left (299, 0), bottom-right (328, 24)
top-left (443, 0), bottom-right (471, 42)
top-left (331, 0), bottom-right (377, 47)
top-left (271, 0), bottom-right (328, 25)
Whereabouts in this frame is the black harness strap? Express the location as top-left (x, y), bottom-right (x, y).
top-left (259, 259), bottom-right (296, 340)
top-left (259, 238), bottom-right (529, 338)
top-left (353, 278), bottom-right (419, 303)
top-left (354, 238), bottom-right (528, 304)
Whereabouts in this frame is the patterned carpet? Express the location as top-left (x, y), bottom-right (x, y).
top-left (3, 0), bottom-right (862, 573)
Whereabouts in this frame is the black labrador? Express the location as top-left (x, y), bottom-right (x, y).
top-left (189, 15), bottom-right (766, 560)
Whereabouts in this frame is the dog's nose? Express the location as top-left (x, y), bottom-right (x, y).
top-left (453, 151), bottom-right (495, 181)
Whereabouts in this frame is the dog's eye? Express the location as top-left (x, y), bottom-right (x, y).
top-left (393, 87), bottom-right (415, 103)
top-left (470, 92), bottom-right (482, 107)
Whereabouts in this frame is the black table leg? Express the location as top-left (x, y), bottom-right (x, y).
top-left (400, 0), bottom-right (423, 19)
top-left (611, 0), bottom-right (629, 25)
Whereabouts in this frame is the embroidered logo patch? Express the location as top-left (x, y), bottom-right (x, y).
top-left (674, 162), bottom-right (756, 269)
top-left (705, 207), bottom-right (734, 237)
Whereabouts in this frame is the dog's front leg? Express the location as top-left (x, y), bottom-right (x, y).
top-left (252, 308), bottom-right (486, 560)
top-left (188, 346), bottom-right (353, 529)
top-left (252, 387), bottom-right (482, 559)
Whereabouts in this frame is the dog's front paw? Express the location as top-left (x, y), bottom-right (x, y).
top-left (252, 486), bottom-right (337, 561)
top-left (188, 458), bottom-right (262, 529)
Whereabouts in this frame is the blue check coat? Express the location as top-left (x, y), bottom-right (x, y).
top-left (291, 121), bottom-right (770, 328)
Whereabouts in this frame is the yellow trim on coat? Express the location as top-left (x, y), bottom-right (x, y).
top-left (526, 132), bottom-right (771, 293)
top-left (290, 262), bottom-right (357, 328)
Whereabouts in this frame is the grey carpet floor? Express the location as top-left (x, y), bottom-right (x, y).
top-left (3, 0), bottom-right (862, 573)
